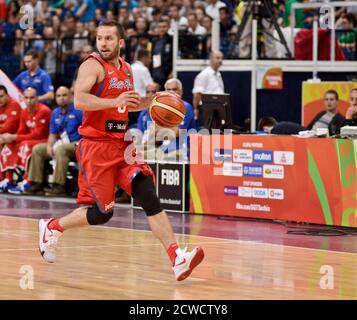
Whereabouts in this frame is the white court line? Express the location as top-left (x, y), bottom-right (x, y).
top-left (0, 215), bottom-right (356, 256)
top-left (0, 240), bottom-right (244, 252)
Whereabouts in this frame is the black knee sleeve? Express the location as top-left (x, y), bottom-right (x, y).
top-left (132, 173), bottom-right (163, 216)
top-left (86, 203), bottom-right (113, 225)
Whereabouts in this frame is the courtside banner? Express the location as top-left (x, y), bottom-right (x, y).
top-left (189, 135), bottom-right (357, 228)
top-left (302, 81), bottom-right (357, 127)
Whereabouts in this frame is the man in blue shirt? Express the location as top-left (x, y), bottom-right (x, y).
top-left (24, 86), bottom-right (82, 196)
top-left (74, 0), bottom-right (96, 23)
top-left (13, 50), bottom-right (54, 105)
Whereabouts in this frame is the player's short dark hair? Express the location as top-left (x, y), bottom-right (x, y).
top-left (24, 49), bottom-right (39, 59)
top-left (98, 20), bottom-right (125, 39)
top-left (0, 85), bottom-right (8, 94)
top-left (257, 117), bottom-right (278, 131)
top-left (325, 89), bottom-right (339, 100)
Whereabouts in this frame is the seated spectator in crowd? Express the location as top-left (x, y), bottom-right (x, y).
top-left (307, 90), bottom-right (345, 136)
top-left (0, 87), bottom-right (51, 193)
top-left (187, 12), bottom-right (207, 35)
top-left (132, 49), bottom-right (153, 98)
top-left (80, 44), bottom-right (94, 62)
top-left (24, 86), bottom-right (82, 196)
top-left (39, 26), bottom-right (58, 80)
top-left (205, 0), bottom-right (226, 21)
top-left (73, 0), bottom-right (96, 24)
top-left (257, 116), bottom-right (306, 135)
top-left (13, 50), bottom-right (54, 105)
top-left (342, 88), bottom-right (357, 127)
top-left (336, 13), bottom-right (357, 60)
top-left (72, 21), bottom-right (89, 55)
top-left (168, 4), bottom-right (188, 35)
top-left (151, 20), bottom-right (173, 89)
top-left (192, 50), bottom-right (224, 121)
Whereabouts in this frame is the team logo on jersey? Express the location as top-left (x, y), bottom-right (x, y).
top-left (26, 120), bottom-right (36, 128)
top-left (106, 120), bottom-right (128, 132)
top-left (108, 78), bottom-right (133, 90)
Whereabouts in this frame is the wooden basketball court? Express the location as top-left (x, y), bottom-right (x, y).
top-left (0, 211), bottom-right (356, 300)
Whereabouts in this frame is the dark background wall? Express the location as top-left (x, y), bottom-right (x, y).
top-left (178, 71), bottom-right (357, 128)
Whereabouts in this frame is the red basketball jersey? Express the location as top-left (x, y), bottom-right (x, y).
top-left (78, 52), bottom-right (134, 140)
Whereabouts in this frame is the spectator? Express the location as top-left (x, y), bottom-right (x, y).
top-left (149, 8), bottom-right (163, 36)
top-left (73, 0), bottom-right (96, 24)
top-left (40, 26), bottom-right (58, 80)
top-left (336, 13), bottom-right (357, 60)
top-left (0, 87), bottom-right (51, 193)
top-left (205, 0), bottom-right (227, 21)
top-left (202, 14), bottom-right (213, 33)
top-left (219, 6), bottom-right (237, 57)
top-left (131, 49), bottom-right (153, 97)
top-left (24, 86), bottom-right (82, 196)
top-left (13, 50), bottom-right (54, 105)
top-left (195, 7), bottom-right (206, 24)
top-left (80, 44), bottom-right (94, 62)
top-left (342, 88), bottom-right (357, 127)
top-left (307, 90), bottom-right (345, 136)
top-left (135, 16), bottom-right (149, 34)
top-left (187, 12), bottom-right (207, 35)
top-left (257, 117), bottom-right (306, 135)
top-left (284, 0), bottom-right (305, 28)
top-left (95, 8), bottom-right (105, 23)
top-left (151, 19), bottom-right (173, 89)
top-left (192, 50), bottom-right (224, 121)
top-left (168, 5), bottom-right (188, 35)
top-left (118, 7), bottom-right (135, 30)
top-left (72, 21), bottom-right (89, 55)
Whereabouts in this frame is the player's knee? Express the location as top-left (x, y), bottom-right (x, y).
top-left (132, 173), bottom-right (163, 216)
top-left (86, 203), bottom-right (113, 225)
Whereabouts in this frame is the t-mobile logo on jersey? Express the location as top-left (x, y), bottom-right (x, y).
top-left (108, 78), bottom-right (133, 90)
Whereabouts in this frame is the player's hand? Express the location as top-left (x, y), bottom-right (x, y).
top-left (115, 91), bottom-right (140, 110)
top-left (346, 106), bottom-right (357, 120)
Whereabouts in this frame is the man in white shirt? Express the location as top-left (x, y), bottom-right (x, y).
top-left (131, 49), bottom-right (154, 97)
top-left (192, 50), bottom-right (225, 120)
top-left (187, 12), bottom-right (207, 35)
top-left (205, 0), bottom-right (227, 21)
top-left (168, 4), bottom-right (189, 35)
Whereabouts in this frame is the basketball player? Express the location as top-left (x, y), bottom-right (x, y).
top-left (38, 20), bottom-right (204, 281)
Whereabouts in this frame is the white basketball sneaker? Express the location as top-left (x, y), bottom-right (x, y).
top-left (38, 219), bottom-right (62, 263)
top-left (173, 246), bottom-right (204, 281)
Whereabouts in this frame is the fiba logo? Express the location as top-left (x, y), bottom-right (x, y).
top-left (161, 169), bottom-right (180, 186)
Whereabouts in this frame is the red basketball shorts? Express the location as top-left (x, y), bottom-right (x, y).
top-left (76, 138), bottom-right (154, 212)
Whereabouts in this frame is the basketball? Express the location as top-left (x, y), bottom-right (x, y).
top-left (149, 91), bottom-right (186, 128)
